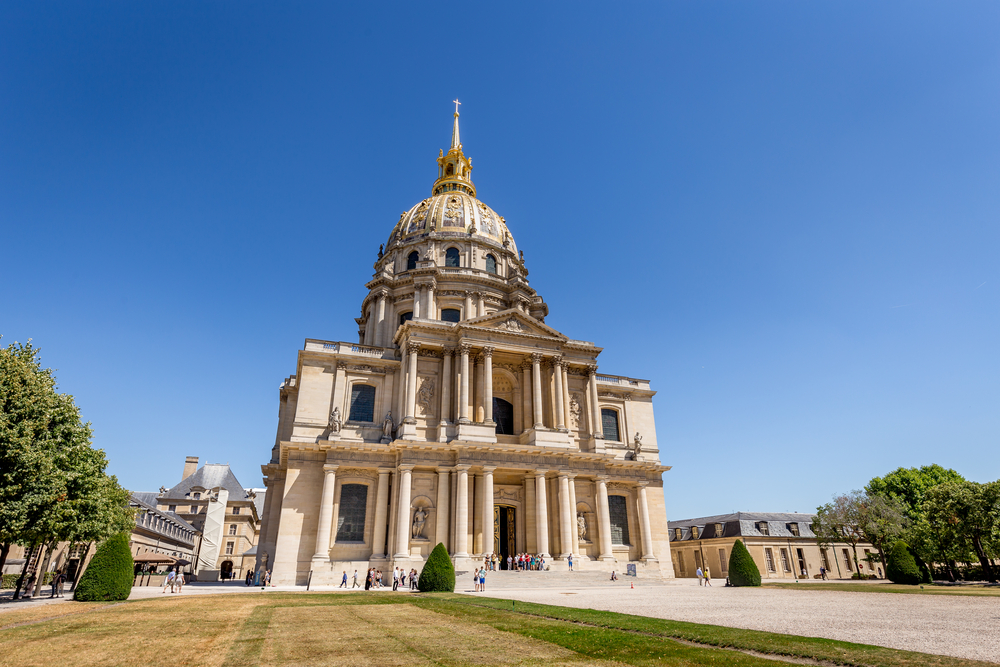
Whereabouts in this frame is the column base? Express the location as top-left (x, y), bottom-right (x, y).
top-left (310, 556), bottom-right (331, 569)
top-left (437, 421), bottom-right (451, 442)
top-left (456, 422), bottom-right (496, 443)
top-left (599, 555), bottom-right (616, 562)
top-left (397, 422), bottom-right (419, 439)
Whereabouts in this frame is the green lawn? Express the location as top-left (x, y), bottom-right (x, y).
top-left (0, 592), bottom-right (991, 667)
top-left (762, 581), bottom-right (1000, 597)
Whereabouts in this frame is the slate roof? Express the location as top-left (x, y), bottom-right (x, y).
top-left (248, 488), bottom-right (266, 517)
top-left (130, 493), bottom-right (198, 532)
top-left (160, 463), bottom-right (251, 501)
top-left (668, 512), bottom-right (817, 542)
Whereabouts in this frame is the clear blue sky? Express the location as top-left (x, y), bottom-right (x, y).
top-left (3, 2), bottom-right (998, 520)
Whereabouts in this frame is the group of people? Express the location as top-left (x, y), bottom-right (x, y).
top-left (161, 568), bottom-right (187, 593)
top-left (695, 566), bottom-right (712, 586)
top-left (510, 553), bottom-right (548, 571)
top-left (340, 567), bottom-right (417, 591)
top-left (16, 569), bottom-right (67, 599)
top-left (472, 566), bottom-right (488, 591)
top-left (244, 569), bottom-right (271, 587)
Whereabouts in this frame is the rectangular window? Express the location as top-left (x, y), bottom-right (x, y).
top-left (691, 526), bottom-right (699, 539)
top-left (796, 548), bottom-right (807, 575)
top-left (336, 484), bottom-right (369, 543)
top-left (821, 548), bottom-right (831, 571)
top-left (676, 552), bottom-right (685, 574)
top-left (191, 505), bottom-right (198, 513)
top-left (842, 548), bottom-right (852, 570)
top-left (225, 542), bottom-right (234, 555)
top-left (714, 523), bottom-right (724, 536)
top-left (788, 523), bottom-right (800, 536)
top-left (232, 507), bottom-right (240, 515)
top-left (694, 550), bottom-right (702, 569)
top-left (719, 548), bottom-right (727, 572)
top-left (193, 493), bottom-right (201, 500)
top-left (607, 495), bottom-right (630, 545)
top-left (757, 521), bottom-right (770, 535)
top-left (764, 548), bottom-right (775, 572)
top-left (674, 528), bottom-right (682, 541)
top-left (780, 548), bottom-right (791, 572)
top-left (348, 385), bottom-right (376, 422)
top-left (601, 409), bottom-right (620, 441)
top-left (168, 505), bottom-right (176, 512)
top-left (229, 524), bottom-right (237, 536)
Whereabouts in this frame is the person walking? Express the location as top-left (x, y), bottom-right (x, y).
top-left (696, 566), bottom-right (703, 586)
top-left (175, 570), bottom-right (185, 593)
top-left (339, 570), bottom-right (348, 588)
top-left (410, 569), bottom-right (418, 591)
top-left (819, 566), bottom-right (827, 581)
top-left (245, 570), bottom-right (252, 586)
top-left (703, 567), bottom-right (712, 587)
top-left (162, 569), bottom-right (175, 594)
top-left (392, 568), bottom-right (399, 591)
top-left (352, 569), bottom-right (360, 588)
top-left (50, 569), bottom-right (64, 598)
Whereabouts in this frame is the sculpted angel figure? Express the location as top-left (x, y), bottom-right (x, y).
top-left (329, 406), bottom-right (342, 434)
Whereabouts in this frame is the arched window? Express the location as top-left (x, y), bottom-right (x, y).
top-left (406, 251), bottom-right (419, 271)
top-left (608, 495), bottom-right (630, 545)
top-left (440, 308), bottom-right (461, 323)
top-left (335, 484), bottom-right (368, 543)
top-left (398, 312), bottom-right (413, 326)
top-left (601, 408), bottom-right (620, 441)
top-left (485, 254), bottom-right (497, 274)
top-left (348, 385), bottom-right (376, 422)
top-left (446, 164), bottom-right (454, 176)
top-left (493, 397), bottom-right (515, 435)
top-left (445, 247), bottom-right (460, 267)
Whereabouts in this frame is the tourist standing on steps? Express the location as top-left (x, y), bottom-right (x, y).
top-left (696, 566), bottom-right (703, 585)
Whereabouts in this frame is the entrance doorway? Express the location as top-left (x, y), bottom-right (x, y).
top-left (494, 505), bottom-right (516, 568)
top-left (493, 398), bottom-right (514, 435)
top-left (220, 560), bottom-right (233, 580)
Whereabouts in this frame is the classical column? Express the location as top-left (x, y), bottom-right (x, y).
top-left (374, 291), bottom-right (387, 348)
top-left (557, 473), bottom-right (572, 558)
top-left (561, 364), bottom-right (572, 432)
top-left (439, 348), bottom-right (453, 427)
top-left (396, 346), bottom-right (408, 421)
top-left (482, 466), bottom-right (495, 556)
top-left (426, 281), bottom-right (436, 320)
top-left (458, 344), bottom-right (471, 423)
top-left (483, 347), bottom-right (494, 424)
top-left (464, 291), bottom-right (473, 320)
top-left (587, 365), bottom-right (603, 441)
top-left (524, 474), bottom-right (536, 553)
top-left (454, 466), bottom-right (470, 557)
top-left (449, 470), bottom-right (458, 554)
top-left (552, 358), bottom-right (565, 430)
top-left (413, 285), bottom-right (422, 319)
top-left (568, 474), bottom-right (579, 556)
top-left (473, 472), bottom-right (483, 554)
top-left (364, 305), bottom-right (374, 346)
top-left (474, 353), bottom-right (484, 423)
top-left (393, 465), bottom-right (414, 559)
top-left (595, 477), bottom-right (614, 560)
top-left (371, 468), bottom-right (391, 558)
top-left (312, 464), bottom-right (338, 559)
top-left (475, 291), bottom-right (485, 318)
top-left (637, 483), bottom-right (656, 560)
top-left (404, 342), bottom-right (420, 423)
top-left (435, 468), bottom-right (450, 548)
top-left (534, 470), bottom-right (550, 557)
top-left (521, 360), bottom-right (533, 432)
top-left (531, 353), bottom-right (544, 429)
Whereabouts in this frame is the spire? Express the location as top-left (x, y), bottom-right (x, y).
top-left (433, 100), bottom-right (475, 197)
top-left (451, 99), bottom-right (462, 150)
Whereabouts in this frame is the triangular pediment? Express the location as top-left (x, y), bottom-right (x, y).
top-left (461, 309), bottom-right (567, 340)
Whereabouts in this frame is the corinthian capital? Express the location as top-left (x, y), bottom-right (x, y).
top-left (482, 347), bottom-right (494, 359)
top-left (407, 342), bottom-right (422, 354)
top-left (586, 364), bottom-right (598, 376)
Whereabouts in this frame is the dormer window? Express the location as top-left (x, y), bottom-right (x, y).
top-left (691, 526), bottom-right (699, 539)
top-left (674, 528), bottom-right (682, 540)
top-left (407, 251), bottom-right (419, 271)
top-left (788, 523), bottom-right (800, 536)
top-left (758, 521), bottom-right (770, 535)
top-left (715, 523), bottom-right (724, 535)
top-left (192, 492), bottom-right (201, 500)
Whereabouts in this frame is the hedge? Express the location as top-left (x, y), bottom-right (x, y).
top-left (74, 533), bottom-right (134, 601)
top-left (1, 572), bottom-right (54, 589)
top-left (885, 540), bottom-right (921, 585)
top-left (417, 543), bottom-right (455, 592)
top-left (727, 539), bottom-right (761, 586)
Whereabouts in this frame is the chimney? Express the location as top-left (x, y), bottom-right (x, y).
top-left (182, 456), bottom-right (199, 482)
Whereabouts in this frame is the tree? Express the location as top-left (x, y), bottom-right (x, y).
top-left (924, 480), bottom-right (1000, 582)
top-left (74, 533), bottom-right (134, 601)
top-left (727, 539), bottom-right (761, 586)
top-left (855, 492), bottom-right (909, 574)
top-left (812, 494), bottom-right (864, 579)
top-left (885, 540), bottom-right (921, 585)
top-left (417, 543), bottom-right (455, 592)
top-left (866, 465), bottom-right (965, 525)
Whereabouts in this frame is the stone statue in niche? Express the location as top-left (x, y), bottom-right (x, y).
top-left (328, 406), bottom-right (342, 434)
top-left (577, 513), bottom-right (588, 542)
top-left (381, 411), bottom-right (394, 442)
top-left (417, 378), bottom-right (435, 415)
top-left (569, 394), bottom-right (583, 430)
top-left (411, 507), bottom-right (427, 539)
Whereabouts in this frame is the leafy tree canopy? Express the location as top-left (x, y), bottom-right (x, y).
top-left (866, 465), bottom-right (965, 525)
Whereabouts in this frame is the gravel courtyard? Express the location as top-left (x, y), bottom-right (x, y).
top-left (480, 579), bottom-right (1000, 663)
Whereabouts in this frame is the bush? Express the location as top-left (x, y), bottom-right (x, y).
top-left (74, 533), bottom-right (134, 601)
top-left (417, 543), bottom-right (455, 592)
top-left (727, 539), bottom-right (761, 586)
top-left (885, 540), bottom-right (921, 585)
top-left (912, 552), bottom-right (932, 584)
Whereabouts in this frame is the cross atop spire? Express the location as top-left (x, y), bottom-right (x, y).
top-left (450, 100), bottom-right (462, 150)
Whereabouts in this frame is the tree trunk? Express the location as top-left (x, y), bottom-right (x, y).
top-left (946, 560), bottom-right (957, 582)
top-left (71, 542), bottom-right (92, 592)
top-left (0, 543), bottom-right (9, 574)
top-left (971, 535), bottom-right (996, 582)
top-left (33, 543), bottom-right (54, 597)
top-left (13, 542), bottom-right (37, 599)
top-left (851, 544), bottom-right (863, 578)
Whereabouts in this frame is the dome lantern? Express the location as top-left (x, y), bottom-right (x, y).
top-left (432, 101), bottom-right (475, 197)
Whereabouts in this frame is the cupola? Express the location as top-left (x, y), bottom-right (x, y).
top-left (432, 100), bottom-right (476, 197)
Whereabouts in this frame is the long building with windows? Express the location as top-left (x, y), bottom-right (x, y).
top-left (669, 512), bottom-right (879, 580)
top-left (257, 108), bottom-right (675, 585)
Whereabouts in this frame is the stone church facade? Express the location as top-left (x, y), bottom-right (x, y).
top-left (257, 109), bottom-right (675, 584)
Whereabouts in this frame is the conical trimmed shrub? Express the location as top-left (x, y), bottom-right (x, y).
top-left (417, 542), bottom-right (455, 592)
top-left (886, 540), bottom-right (921, 585)
top-left (727, 539), bottom-right (761, 586)
top-left (74, 533), bottom-right (134, 601)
